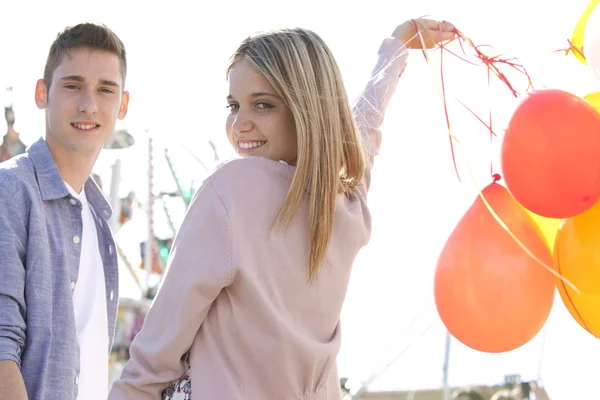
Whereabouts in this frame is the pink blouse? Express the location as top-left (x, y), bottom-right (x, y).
top-left (108, 37), bottom-right (408, 400)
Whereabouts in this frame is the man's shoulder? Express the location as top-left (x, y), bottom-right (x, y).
top-left (0, 154), bottom-right (38, 207)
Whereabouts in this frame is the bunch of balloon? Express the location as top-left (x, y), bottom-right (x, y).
top-left (433, 0), bottom-right (600, 354)
top-left (572, 0), bottom-right (600, 109)
top-left (542, 0), bottom-right (600, 340)
top-left (435, 87), bottom-right (600, 353)
top-left (500, 82), bottom-right (600, 341)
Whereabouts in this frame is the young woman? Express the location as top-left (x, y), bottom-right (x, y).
top-left (108, 18), bottom-right (455, 400)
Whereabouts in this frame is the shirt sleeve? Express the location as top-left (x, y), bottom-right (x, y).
top-left (108, 177), bottom-right (234, 399)
top-left (0, 175), bottom-right (28, 367)
top-left (353, 37), bottom-right (409, 194)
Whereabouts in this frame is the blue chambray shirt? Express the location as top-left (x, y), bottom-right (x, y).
top-left (0, 137), bottom-right (119, 399)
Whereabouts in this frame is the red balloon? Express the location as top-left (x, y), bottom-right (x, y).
top-left (501, 89), bottom-right (600, 218)
top-left (435, 182), bottom-right (555, 353)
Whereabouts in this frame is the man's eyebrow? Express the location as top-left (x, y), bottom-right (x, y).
top-left (59, 75), bottom-right (84, 82)
top-left (99, 79), bottom-right (120, 88)
top-left (58, 75), bottom-right (120, 88)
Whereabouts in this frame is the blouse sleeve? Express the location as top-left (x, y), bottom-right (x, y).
top-left (108, 177), bottom-right (234, 399)
top-left (354, 38), bottom-right (409, 193)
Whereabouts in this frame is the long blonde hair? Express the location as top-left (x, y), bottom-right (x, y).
top-left (228, 28), bottom-right (365, 280)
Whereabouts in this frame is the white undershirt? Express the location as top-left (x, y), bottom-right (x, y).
top-left (65, 181), bottom-right (109, 400)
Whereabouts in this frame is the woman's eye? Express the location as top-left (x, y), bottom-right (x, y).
top-left (256, 102), bottom-right (273, 110)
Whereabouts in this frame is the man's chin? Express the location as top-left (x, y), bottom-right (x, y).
top-left (66, 137), bottom-right (107, 157)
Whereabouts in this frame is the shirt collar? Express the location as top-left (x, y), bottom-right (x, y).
top-left (28, 137), bottom-right (113, 220)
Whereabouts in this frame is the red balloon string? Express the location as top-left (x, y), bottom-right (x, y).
top-left (407, 20), bottom-right (580, 292)
top-left (411, 19), bottom-right (461, 182)
top-left (561, 39), bottom-right (587, 61)
top-left (410, 20), bottom-right (535, 183)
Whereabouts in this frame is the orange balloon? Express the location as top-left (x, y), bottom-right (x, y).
top-left (501, 89), bottom-right (600, 218)
top-left (554, 200), bottom-right (600, 337)
top-left (435, 182), bottom-right (555, 353)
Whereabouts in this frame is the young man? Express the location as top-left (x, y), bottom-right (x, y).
top-left (0, 23), bottom-right (129, 400)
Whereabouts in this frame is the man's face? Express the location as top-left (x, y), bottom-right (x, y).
top-left (35, 47), bottom-right (129, 158)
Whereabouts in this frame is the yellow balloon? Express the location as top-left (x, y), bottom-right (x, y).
top-left (571, 0), bottom-right (600, 65)
top-left (553, 200), bottom-right (600, 337)
top-left (585, 91), bottom-right (600, 112)
top-left (526, 210), bottom-right (561, 252)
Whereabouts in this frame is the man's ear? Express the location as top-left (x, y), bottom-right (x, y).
top-left (118, 91), bottom-right (130, 120)
top-left (35, 79), bottom-right (48, 109)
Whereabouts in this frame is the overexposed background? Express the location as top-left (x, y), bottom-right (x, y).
top-left (1, 1), bottom-right (599, 398)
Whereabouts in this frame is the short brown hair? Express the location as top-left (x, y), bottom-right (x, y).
top-left (43, 23), bottom-right (127, 90)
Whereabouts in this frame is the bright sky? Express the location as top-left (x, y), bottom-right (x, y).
top-left (2, 1), bottom-right (600, 399)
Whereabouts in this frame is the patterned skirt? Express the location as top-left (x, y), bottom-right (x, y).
top-left (162, 353), bottom-right (192, 400)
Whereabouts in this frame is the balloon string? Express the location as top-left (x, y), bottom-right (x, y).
top-left (563, 39), bottom-right (586, 61)
top-left (409, 20), bottom-right (580, 294)
top-left (410, 19), bottom-right (461, 182)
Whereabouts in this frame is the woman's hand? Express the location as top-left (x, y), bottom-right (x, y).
top-left (392, 18), bottom-right (456, 49)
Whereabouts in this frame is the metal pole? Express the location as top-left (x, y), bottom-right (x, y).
top-left (109, 159), bottom-right (122, 233)
top-left (537, 325), bottom-right (547, 382)
top-left (442, 331), bottom-right (452, 400)
top-left (144, 133), bottom-right (154, 296)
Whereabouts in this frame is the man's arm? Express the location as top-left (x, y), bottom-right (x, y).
top-left (0, 360), bottom-right (28, 400)
top-left (0, 173), bottom-right (28, 399)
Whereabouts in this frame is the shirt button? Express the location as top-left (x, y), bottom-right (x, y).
top-left (110, 290), bottom-right (114, 301)
top-left (109, 245), bottom-right (113, 255)
top-left (71, 281), bottom-right (76, 290)
top-left (69, 199), bottom-right (77, 205)
top-left (75, 375), bottom-right (79, 385)
top-left (73, 236), bottom-right (80, 244)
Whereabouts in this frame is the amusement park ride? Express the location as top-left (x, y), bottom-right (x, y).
top-left (110, 132), bottom-right (219, 290)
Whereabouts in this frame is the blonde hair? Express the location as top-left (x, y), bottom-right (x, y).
top-left (227, 28), bottom-right (366, 280)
